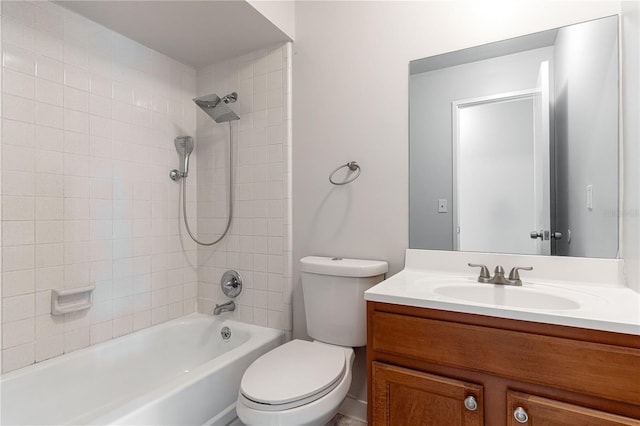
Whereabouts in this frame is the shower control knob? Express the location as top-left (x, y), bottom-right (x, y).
top-left (221, 270), bottom-right (242, 298)
top-left (169, 169), bottom-right (181, 182)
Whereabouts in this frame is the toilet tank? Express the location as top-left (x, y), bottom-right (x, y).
top-left (300, 256), bottom-right (388, 347)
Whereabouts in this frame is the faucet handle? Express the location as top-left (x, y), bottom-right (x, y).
top-left (220, 270), bottom-right (242, 298)
top-left (468, 263), bottom-right (490, 280)
top-left (508, 266), bottom-right (533, 281)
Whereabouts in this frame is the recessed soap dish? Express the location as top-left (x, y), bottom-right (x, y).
top-left (51, 284), bottom-right (96, 315)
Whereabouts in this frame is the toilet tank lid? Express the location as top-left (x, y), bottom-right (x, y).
top-left (300, 256), bottom-right (388, 277)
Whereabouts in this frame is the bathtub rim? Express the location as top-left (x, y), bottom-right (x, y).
top-left (1, 313), bottom-right (284, 425)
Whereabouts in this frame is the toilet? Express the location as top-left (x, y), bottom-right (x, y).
top-left (236, 256), bottom-right (388, 426)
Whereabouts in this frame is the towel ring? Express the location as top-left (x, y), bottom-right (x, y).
top-left (329, 161), bottom-right (361, 185)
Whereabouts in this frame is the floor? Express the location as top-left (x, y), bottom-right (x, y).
top-left (328, 413), bottom-right (367, 426)
top-left (228, 413), bottom-right (367, 425)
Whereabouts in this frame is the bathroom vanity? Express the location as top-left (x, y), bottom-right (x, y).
top-left (365, 250), bottom-right (640, 425)
top-left (371, 13), bottom-right (639, 425)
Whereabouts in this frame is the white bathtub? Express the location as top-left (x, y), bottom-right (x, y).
top-left (0, 313), bottom-right (283, 425)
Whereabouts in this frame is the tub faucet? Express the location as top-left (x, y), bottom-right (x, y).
top-left (213, 301), bottom-right (235, 315)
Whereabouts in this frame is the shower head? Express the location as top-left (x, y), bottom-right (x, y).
top-left (174, 136), bottom-right (194, 178)
top-left (193, 92), bottom-right (240, 123)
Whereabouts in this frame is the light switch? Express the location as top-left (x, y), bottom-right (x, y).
top-left (586, 185), bottom-right (593, 210)
top-left (438, 199), bottom-right (448, 213)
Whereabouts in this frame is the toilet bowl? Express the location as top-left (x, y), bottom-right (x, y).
top-left (236, 256), bottom-right (388, 426)
top-left (236, 340), bottom-right (354, 426)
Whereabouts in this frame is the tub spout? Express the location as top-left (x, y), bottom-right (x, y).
top-left (213, 301), bottom-right (235, 315)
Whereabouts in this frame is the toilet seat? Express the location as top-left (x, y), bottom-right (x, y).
top-left (239, 340), bottom-right (346, 411)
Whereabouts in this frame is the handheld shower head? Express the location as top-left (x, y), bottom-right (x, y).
top-left (174, 136), bottom-right (194, 178)
top-left (193, 93), bottom-right (240, 123)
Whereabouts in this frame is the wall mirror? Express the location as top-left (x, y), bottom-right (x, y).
top-left (409, 16), bottom-right (619, 258)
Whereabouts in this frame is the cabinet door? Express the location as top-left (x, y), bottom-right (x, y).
top-left (371, 361), bottom-right (484, 426)
top-left (507, 391), bottom-right (640, 426)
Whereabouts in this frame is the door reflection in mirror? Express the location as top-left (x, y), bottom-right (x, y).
top-left (454, 92), bottom-right (540, 254)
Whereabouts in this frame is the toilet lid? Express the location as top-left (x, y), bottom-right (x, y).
top-left (240, 340), bottom-right (346, 407)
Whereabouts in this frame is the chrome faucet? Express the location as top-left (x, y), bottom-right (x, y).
top-left (213, 300), bottom-right (235, 315)
top-left (468, 264), bottom-right (532, 286)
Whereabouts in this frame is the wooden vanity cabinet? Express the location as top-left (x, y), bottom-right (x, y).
top-left (367, 302), bottom-right (640, 426)
top-left (506, 391), bottom-right (640, 426)
top-left (372, 362), bottom-right (484, 425)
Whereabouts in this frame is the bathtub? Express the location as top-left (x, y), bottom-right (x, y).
top-left (0, 313), bottom-right (283, 425)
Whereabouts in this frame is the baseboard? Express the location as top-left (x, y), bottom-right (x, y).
top-left (338, 394), bottom-right (367, 423)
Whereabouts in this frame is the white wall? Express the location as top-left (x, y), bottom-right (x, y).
top-left (195, 43), bottom-right (293, 333)
top-left (293, 0), bottom-right (621, 414)
top-left (622, 0), bottom-right (640, 292)
top-left (1, 1), bottom-right (198, 372)
top-left (0, 0), bottom-right (4, 374)
top-left (553, 16), bottom-right (619, 258)
top-left (248, 1), bottom-right (295, 41)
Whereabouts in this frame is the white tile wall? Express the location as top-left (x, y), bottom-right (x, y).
top-left (1, 1), bottom-right (199, 372)
top-left (195, 44), bottom-right (293, 332)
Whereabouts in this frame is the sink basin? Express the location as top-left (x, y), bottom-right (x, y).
top-left (432, 284), bottom-right (580, 310)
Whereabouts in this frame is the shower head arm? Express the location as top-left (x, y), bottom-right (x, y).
top-left (221, 92), bottom-right (237, 104)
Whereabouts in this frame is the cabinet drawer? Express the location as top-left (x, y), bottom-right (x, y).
top-left (372, 362), bottom-right (483, 426)
top-left (507, 391), bottom-right (640, 425)
top-left (371, 311), bottom-right (640, 404)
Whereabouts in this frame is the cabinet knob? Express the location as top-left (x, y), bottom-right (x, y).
top-left (463, 395), bottom-right (478, 411)
top-left (513, 406), bottom-right (529, 423)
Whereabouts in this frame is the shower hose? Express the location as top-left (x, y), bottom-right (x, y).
top-left (181, 121), bottom-right (233, 246)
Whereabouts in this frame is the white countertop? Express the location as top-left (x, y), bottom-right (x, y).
top-left (365, 250), bottom-right (640, 335)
